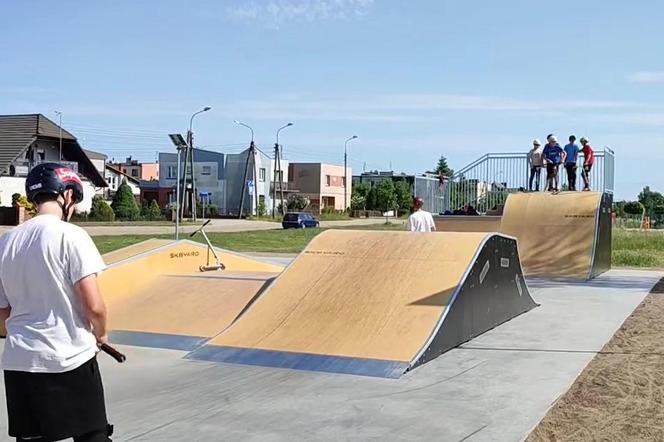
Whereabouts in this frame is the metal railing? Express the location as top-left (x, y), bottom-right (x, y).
top-left (443, 148), bottom-right (615, 214)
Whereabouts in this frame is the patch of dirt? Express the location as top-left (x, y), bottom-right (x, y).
top-left (527, 278), bottom-right (664, 442)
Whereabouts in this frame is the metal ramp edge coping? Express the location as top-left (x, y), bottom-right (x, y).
top-left (184, 232), bottom-right (535, 379)
top-left (103, 238), bottom-right (282, 269)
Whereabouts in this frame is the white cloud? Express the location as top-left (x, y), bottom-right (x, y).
top-left (225, 0), bottom-right (374, 28)
top-left (628, 71), bottom-right (664, 84)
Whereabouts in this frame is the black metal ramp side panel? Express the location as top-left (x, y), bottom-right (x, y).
top-left (410, 235), bottom-right (537, 370)
top-left (590, 192), bottom-right (613, 279)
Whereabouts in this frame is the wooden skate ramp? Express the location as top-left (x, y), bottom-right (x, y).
top-left (434, 215), bottom-right (501, 232)
top-left (102, 238), bottom-right (173, 265)
top-left (98, 240), bottom-right (283, 350)
top-left (187, 230), bottom-right (536, 378)
top-left (499, 191), bottom-right (611, 279)
top-left (433, 192), bottom-right (612, 279)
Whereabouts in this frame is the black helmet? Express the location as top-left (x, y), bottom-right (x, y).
top-left (25, 162), bottom-right (84, 204)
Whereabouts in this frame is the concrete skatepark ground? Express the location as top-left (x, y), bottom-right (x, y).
top-left (0, 266), bottom-right (659, 441)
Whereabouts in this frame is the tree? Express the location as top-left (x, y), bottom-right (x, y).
top-left (286, 194), bottom-right (310, 211)
top-left (352, 182), bottom-right (371, 200)
top-left (623, 201), bottom-right (644, 216)
top-left (111, 181), bottom-right (140, 220)
top-left (350, 194), bottom-right (366, 211)
top-left (89, 195), bottom-right (115, 221)
top-left (638, 186), bottom-right (664, 217)
top-left (374, 179), bottom-right (397, 211)
top-left (394, 180), bottom-right (413, 211)
top-left (429, 155), bottom-right (454, 177)
top-left (366, 186), bottom-right (378, 210)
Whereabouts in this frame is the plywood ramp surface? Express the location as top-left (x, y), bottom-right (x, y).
top-left (207, 230), bottom-right (489, 362)
top-left (102, 239), bottom-right (173, 265)
top-left (108, 272), bottom-right (277, 337)
top-left (500, 192), bottom-right (601, 278)
top-left (434, 216), bottom-right (501, 233)
top-left (98, 240), bottom-right (284, 305)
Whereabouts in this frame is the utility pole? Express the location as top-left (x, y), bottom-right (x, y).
top-left (54, 111), bottom-right (62, 161)
top-left (184, 107), bottom-right (211, 221)
top-left (273, 122), bottom-right (294, 218)
top-left (235, 120), bottom-right (255, 219)
top-left (344, 135), bottom-right (358, 211)
top-left (238, 141), bottom-right (255, 219)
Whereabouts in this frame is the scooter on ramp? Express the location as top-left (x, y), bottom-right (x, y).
top-left (190, 220), bottom-right (226, 272)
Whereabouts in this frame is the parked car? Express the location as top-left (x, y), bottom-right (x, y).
top-left (282, 212), bottom-right (320, 229)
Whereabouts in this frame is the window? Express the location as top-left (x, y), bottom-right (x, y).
top-left (131, 169), bottom-right (139, 177)
top-left (325, 175), bottom-right (331, 186)
top-left (202, 166), bottom-right (211, 176)
top-left (167, 165), bottom-right (177, 179)
top-left (259, 168), bottom-right (266, 182)
top-left (342, 177), bottom-right (346, 187)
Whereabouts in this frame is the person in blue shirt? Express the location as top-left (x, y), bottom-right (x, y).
top-left (542, 135), bottom-right (566, 192)
top-left (564, 135), bottom-right (581, 191)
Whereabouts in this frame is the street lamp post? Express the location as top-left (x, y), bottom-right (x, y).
top-left (273, 122), bottom-right (293, 218)
top-left (235, 120), bottom-right (257, 219)
top-left (182, 107), bottom-right (211, 222)
top-left (344, 135), bottom-right (358, 212)
top-left (54, 111), bottom-right (62, 161)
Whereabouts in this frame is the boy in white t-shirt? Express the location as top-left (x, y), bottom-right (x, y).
top-left (0, 163), bottom-right (113, 441)
top-left (406, 196), bottom-right (436, 232)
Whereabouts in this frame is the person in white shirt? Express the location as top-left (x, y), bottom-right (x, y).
top-left (527, 138), bottom-right (544, 191)
top-left (407, 196), bottom-right (436, 232)
top-left (0, 163), bottom-right (113, 441)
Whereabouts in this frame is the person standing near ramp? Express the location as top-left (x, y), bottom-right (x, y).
top-left (542, 135), bottom-right (566, 192)
top-left (0, 163), bottom-right (113, 442)
top-left (564, 135), bottom-right (581, 191)
top-left (527, 138), bottom-right (544, 191)
top-left (580, 136), bottom-right (595, 191)
top-left (407, 197), bottom-right (436, 232)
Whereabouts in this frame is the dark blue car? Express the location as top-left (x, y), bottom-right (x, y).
top-left (282, 212), bottom-right (320, 229)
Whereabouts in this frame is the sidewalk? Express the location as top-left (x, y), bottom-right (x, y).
top-left (0, 217), bottom-right (393, 237)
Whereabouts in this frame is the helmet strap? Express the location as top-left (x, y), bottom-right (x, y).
top-left (57, 194), bottom-right (74, 222)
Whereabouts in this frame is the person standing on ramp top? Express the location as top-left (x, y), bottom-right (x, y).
top-left (542, 135), bottom-right (566, 192)
top-left (563, 135), bottom-right (581, 191)
top-left (527, 138), bottom-right (544, 191)
top-left (407, 197), bottom-right (436, 232)
top-left (0, 163), bottom-right (114, 442)
top-left (580, 136), bottom-right (595, 191)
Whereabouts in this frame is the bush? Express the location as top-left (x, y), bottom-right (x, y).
top-left (89, 196), bottom-right (115, 221)
top-left (197, 203), bottom-right (218, 218)
top-left (141, 199), bottom-right (163, 221)
top-left (258, 200), bottom-right (267, 217)
top-left (111, 182), bottom-right (140, 220)
top-left (12, 193), bottom-right (35, 215)
top-left (286, 194), bottom-right (310, 211)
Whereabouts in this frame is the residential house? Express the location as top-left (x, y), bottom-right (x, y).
top-left (288, 163), bottom-right (351, 213)
top-left (0, 114), bottom-right (107, 212)
top-left (105, 165), bottom-right (141, 200)
top-left (352, 170), bottom-right (445, 214)
top-left (113, 156), bottom-right (159, 181)
top-left (156, 147), bottom-right (286, 216)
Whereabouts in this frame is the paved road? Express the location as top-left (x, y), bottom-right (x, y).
top-left (0, 218), bottom-right (400, 237)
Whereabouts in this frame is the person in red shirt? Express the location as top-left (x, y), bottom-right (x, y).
top-left (580, 136), bottom-right (595, 191)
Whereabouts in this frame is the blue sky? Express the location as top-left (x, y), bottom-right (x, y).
top-left (2, 0), bottom-right (663, 199)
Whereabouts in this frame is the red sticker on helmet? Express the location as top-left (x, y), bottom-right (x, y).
top-left (55, 167), bottom-right (82, 184)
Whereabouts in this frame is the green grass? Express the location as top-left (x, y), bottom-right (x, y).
top-left (613, 228), bottom-right (664, 268)
top-left (93, 222), bottom-right (405, 255)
